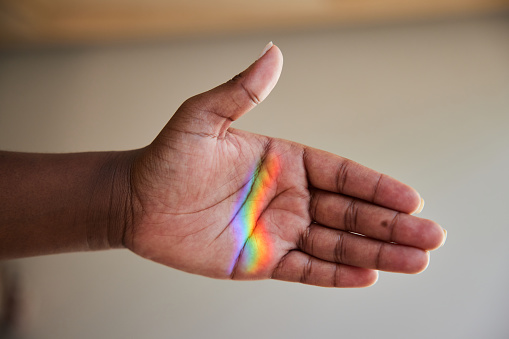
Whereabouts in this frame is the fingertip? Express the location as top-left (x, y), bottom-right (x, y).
top-left (258, 41), bottom-right (283, 63)
top-left (404, 217), bottom-right (446, 252)
top-left (412, 197), bottom-right (425, 215)
top-left (247, 42), bottom-right (283, 103)
top-left (384, 245), bottom-right (430, 274)
top-left (257, 41), bottom-right (274, 59)
top-left (182, 42), bottom-right (284, 129)
top-left (425, 222), bottom-right (448, 251)
top-left (347, 268), bottom-right (379, 288)
top-left (271, 43), bottom-right (284, 64)
top-left (364, 270), bottom-right (379, 287)
top-left (413, 251), bottom-right (430, 274)
top-left (375, 175), bottom-right (422, 214)
top-left (402, 217), bottom-right (446, 251)
top-left (404, 188), bottom-right (422, 215)
top-left (441, 229), bottom-right (447, 248)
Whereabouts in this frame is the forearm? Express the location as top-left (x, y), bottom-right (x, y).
top-left (0, 150), bottom-right (135, 259)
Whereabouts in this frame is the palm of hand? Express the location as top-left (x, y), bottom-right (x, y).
top-left (132, 126), bottom-right (311, 280)
top-left (125, 44), bottom-right (445, 288)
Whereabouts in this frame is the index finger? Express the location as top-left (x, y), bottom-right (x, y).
top-left (303, 147), bottom-right (423, 214)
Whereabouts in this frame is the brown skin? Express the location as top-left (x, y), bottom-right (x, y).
top-left (0, 45), bottom-right (446, 287)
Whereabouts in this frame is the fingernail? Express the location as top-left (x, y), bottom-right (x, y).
top-left (258, 41), bottom-right (273, 59)
top-left (413, 198), bottom-right (425, 215)
top-left (440, 229), bottom-right (447, 247)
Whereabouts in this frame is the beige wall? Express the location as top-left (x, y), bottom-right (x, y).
top-left (1, 15), bottom-right (509, 338)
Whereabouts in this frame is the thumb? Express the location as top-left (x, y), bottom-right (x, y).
top-left (173, 42), bottom-right (283, 137)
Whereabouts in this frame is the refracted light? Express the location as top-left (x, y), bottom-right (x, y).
top-left (230, 155), bottom-right (280, 275)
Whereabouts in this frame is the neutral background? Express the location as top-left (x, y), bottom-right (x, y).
top-left (1, 14), bottom-right (508, 339)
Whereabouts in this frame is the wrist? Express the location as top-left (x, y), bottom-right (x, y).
top-left (87, 150), bottom-right (139, 251)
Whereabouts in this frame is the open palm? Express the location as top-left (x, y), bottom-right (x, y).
top-left (125, 44), bottom-right (445, 287)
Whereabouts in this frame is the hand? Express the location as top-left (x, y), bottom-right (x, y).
top-left (123, 43), bottom-right (446, 287)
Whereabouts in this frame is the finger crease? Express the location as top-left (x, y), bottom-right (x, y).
top-left (333, 264), bottom-right (340, 287)
top-left (372, 173), bottom-right (384, 203)
top-left (336, 160), bottom-right (350, 193)
top-left (302, 147), bottom-right (312, 190)
top-left (240, 82), bottom-right (261, 105)
top-left (375, 243), bottom-right (386, 270)
top-left (310, 191), bottom-right (320, 222)
top-left (344, 199), bottom-right (359, 233)
top-left (388, 212), bottom-right (400, 243)
top-left (334, 233), bottom-right (345, 263)
top-left (301, 257), bottom-right (314, 284)
top-left (299, 225), bottom-right (312, 250)
top-left (271, 251), bottom-right (291, 279)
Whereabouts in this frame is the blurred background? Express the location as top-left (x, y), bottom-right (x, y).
top-left (1, 1), bottom-right (509, 338)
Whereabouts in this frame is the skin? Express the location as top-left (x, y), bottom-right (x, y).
top-left (0, 44), bottom-right (446, 288)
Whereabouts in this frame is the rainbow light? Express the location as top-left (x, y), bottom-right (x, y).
top-left (230, 155), bottom-right (280, 274)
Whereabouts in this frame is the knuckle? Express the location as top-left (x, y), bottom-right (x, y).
top-left (240, 82), bottom-right (261, 105)
top-left (309, 191), bottom-right (321, 221)
top-left (344, 198), bottom-right (359, 233)
top-left (300, 256), bottom-right (314, 284)
top-left (335, 159), bottom-right (350, 193)
top-left (228, 72), bottom-right (260, 105)
top-left (270, 251), bottom-right (290, 280)
top-left (299, 225), bottom-right (312, 251)
top-left (387, 211), bottom-right (401, 243)
top-left (333, 264), bottom-right (341, 287)
top-left (333, 233), bottom-right (346, 263)
top-left (375, 243), bottom-right (387, 270)
top-left (372, 173), bottom-right (384, 203)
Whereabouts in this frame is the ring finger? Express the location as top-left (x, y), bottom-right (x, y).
top-left (299, 223), bottom-right (430, 273)
top-left (309, 188), bottom-right (445, 250)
